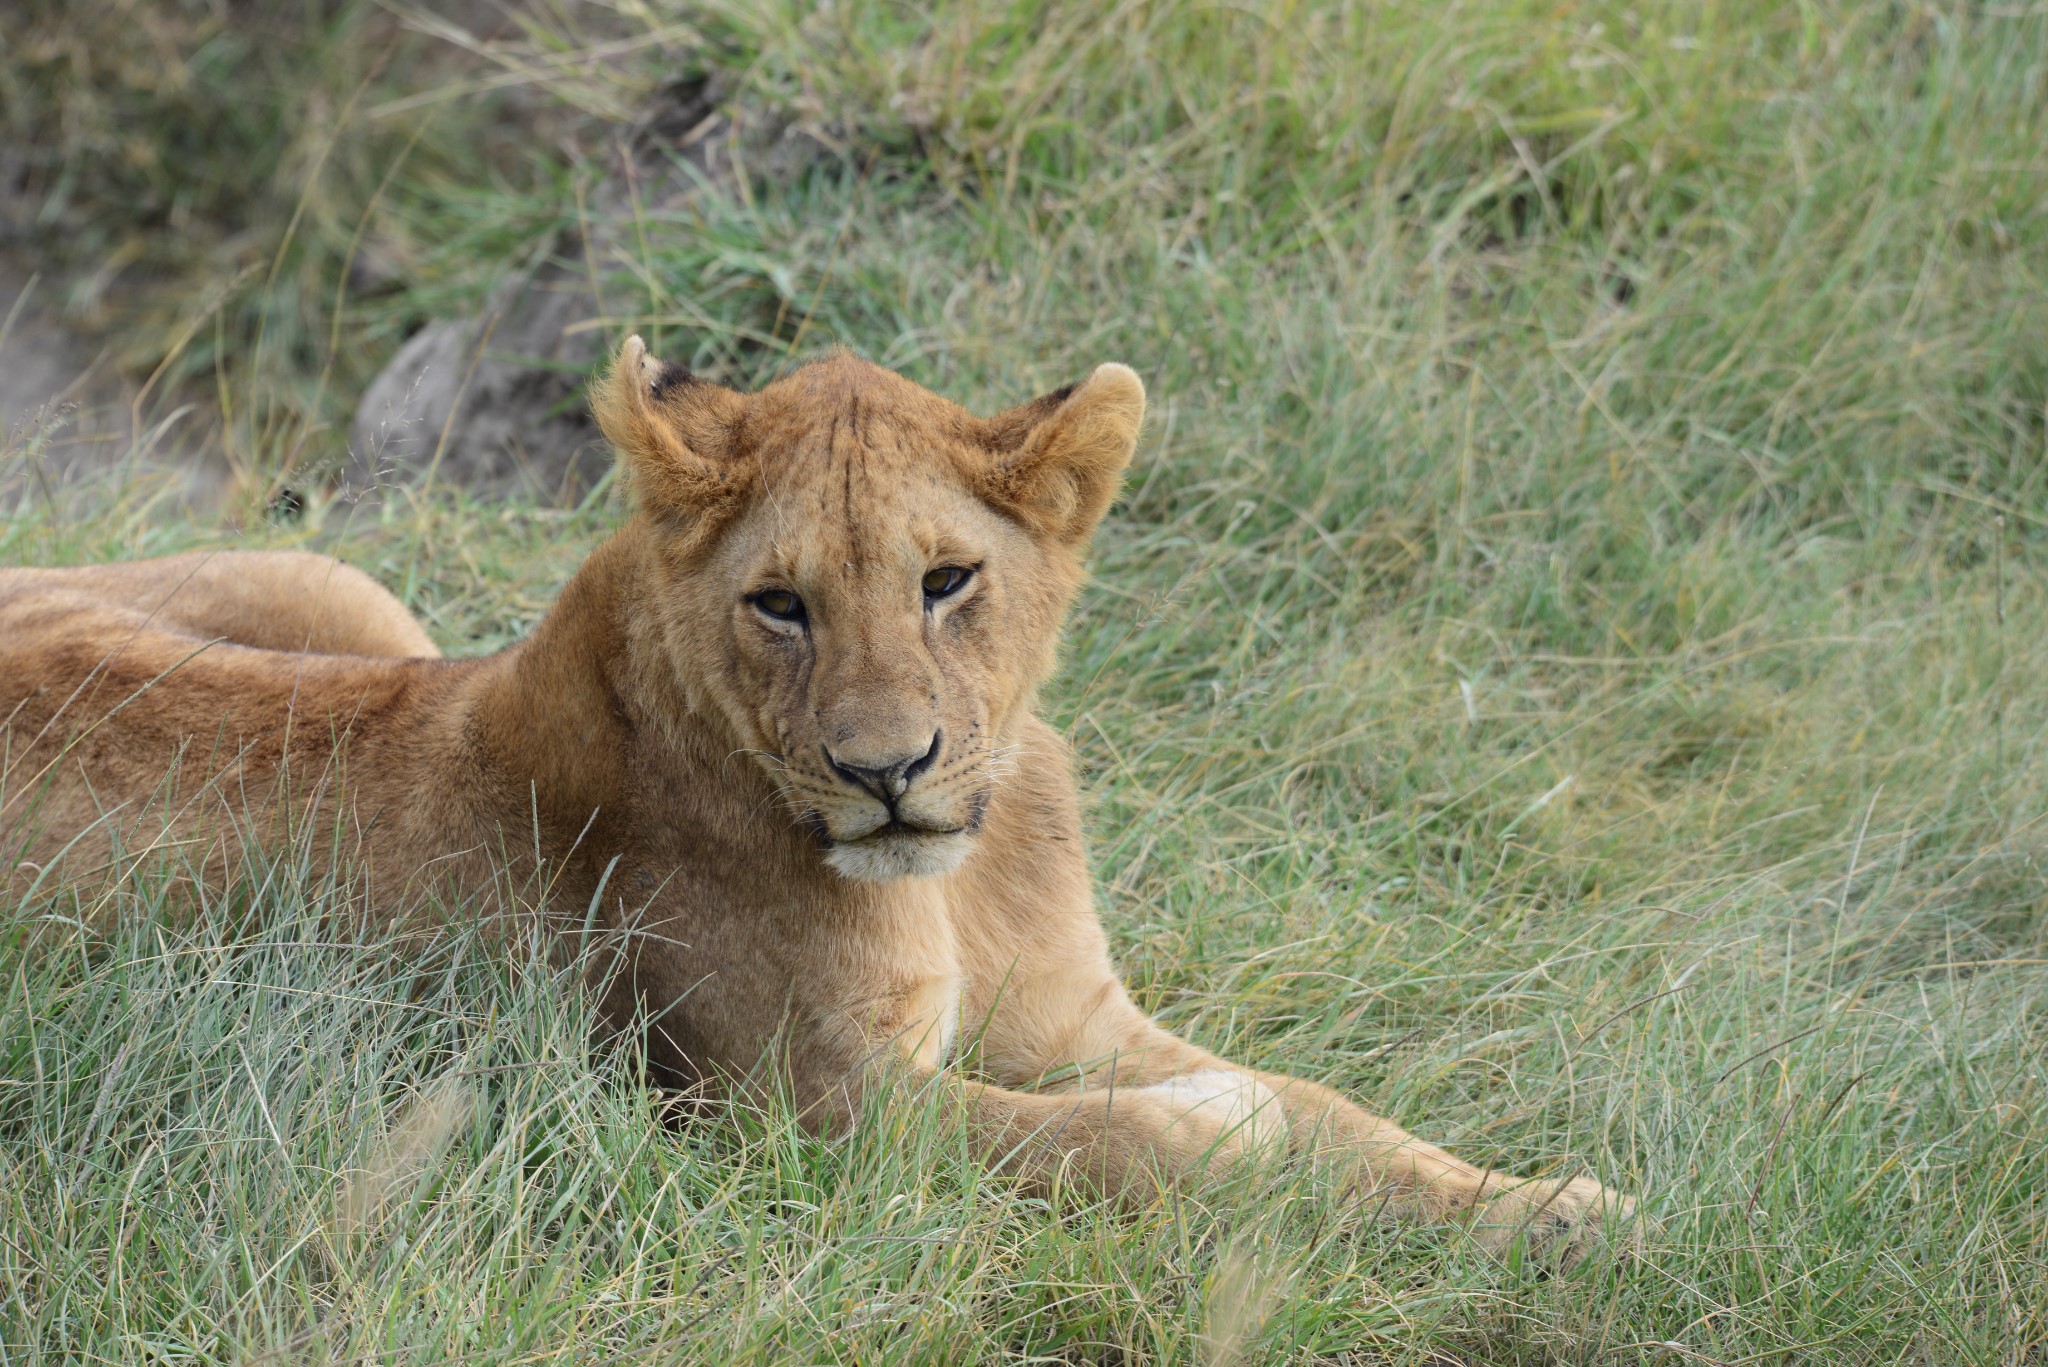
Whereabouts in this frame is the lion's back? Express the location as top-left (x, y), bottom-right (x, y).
top-left (0, 565), bottom-right (457, 895)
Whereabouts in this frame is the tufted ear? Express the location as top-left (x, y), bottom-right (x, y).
top-left (977, 363), bottom-right (1145, 548)
top-left (591, 335), bottom-right (747, 513)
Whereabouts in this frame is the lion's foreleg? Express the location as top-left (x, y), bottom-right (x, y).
top-left (904, 1065), bottom-right (1285, 1202)
top-left (981, 977), bottom-right (1634, 1262)
top-left (1234, 1064), bottom-right (1634, 1259)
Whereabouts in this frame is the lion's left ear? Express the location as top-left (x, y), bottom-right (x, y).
top-left (977, 363), bottom-right (1146, 548)
top-left (592, 335), bottom-right (747, 514)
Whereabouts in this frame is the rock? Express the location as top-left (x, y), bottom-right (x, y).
top-left (349, 264), bottom-right (611, 497)
top-left (0, 255), bottom-right (227, 509)
top-left (350, 76), bottom-right (798, 499)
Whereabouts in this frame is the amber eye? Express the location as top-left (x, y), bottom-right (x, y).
top-left (922, 566), bottom-right (972, 599)
top-left (753, 588), bottom-right (805, 622)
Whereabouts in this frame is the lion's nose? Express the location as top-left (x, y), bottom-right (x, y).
top-left (826, 730), bottom-right (942, 805)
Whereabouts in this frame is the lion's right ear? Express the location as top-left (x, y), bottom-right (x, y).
top-left (592, 335), bottom-right (746, 512)
top-left (976, 363), bottom-right (1146, 549)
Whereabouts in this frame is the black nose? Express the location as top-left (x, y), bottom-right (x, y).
top-left (826, 730), bottom-right (941, 805)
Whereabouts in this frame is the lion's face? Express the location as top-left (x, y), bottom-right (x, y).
top-left (596, 339), bottom-right (1144, 882)
top-left (696, 449), bottom-right (1064, 883)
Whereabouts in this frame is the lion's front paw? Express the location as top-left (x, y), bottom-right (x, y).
top-left (1470, 1175), bottom-right (1638, 1269)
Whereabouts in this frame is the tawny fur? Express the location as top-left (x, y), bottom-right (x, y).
top-left (0, 338), bottom-right (1632, 1262)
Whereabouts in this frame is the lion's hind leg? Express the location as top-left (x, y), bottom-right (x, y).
top-left (7, 551), bottom-right (439, 658)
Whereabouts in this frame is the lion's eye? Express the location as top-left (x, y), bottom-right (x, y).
top-left (753, 589), bottom-right (805, 622)
top-left (922, 566), bottom-right (972, 599)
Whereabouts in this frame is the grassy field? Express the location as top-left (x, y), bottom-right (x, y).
top-left (4, 1), bottom-right (2046, 1361)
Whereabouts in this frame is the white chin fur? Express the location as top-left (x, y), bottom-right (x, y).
top-left (824, 830), bottom-right (975, 882)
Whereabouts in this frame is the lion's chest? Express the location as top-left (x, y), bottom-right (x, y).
top-left (820, 879), bottom-right (967, 1071)
top-left (890, 973), bottom-right (964, 1069)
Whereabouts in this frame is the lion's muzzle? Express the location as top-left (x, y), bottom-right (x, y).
top-left (824, 729), bottom-right (942, 805)
top-left (811, 730), bottom-right (986, 881)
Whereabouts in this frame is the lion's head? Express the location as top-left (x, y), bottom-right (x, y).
top-left (593, 336), bottom-right (1143, 882)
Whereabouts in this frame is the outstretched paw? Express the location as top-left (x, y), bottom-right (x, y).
top-left (1471, 1175), bottom-right (1638, 1269)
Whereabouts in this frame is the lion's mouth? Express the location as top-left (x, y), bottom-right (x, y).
top-left (798, 811), bottom-right (964, 849)
top-left (822, 819), bottom-right (979, 882)
top-left (856, 819), bottom-right (967, 841)
top-left (794, 788), bottom-right (991, 880)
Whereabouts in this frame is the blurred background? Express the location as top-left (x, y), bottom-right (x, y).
top-left (3, 3), bottom-right (2045, 1362)
top-left (10, 1), bottom-right (2041, 520)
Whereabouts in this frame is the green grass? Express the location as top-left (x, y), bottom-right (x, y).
top-left (5, 1), bottom-right (2047, 1361)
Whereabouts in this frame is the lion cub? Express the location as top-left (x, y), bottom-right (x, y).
top-left (0, 337), bottom-right (1632, 1262)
